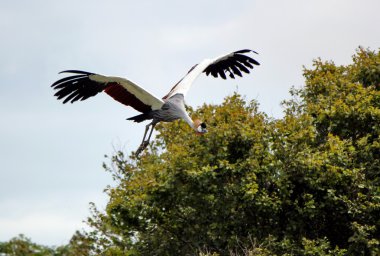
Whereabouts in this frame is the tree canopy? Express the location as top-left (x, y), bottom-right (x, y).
top-left (1, 48), bottom-right (379, 255)
top-left (81, 47), bottom-right (379, 255)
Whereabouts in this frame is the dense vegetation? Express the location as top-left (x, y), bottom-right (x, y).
top-left (1, 48), bottom-right (379, 255)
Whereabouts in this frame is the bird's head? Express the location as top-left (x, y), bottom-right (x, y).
top-left (193, 119), bottom-right (207, 135)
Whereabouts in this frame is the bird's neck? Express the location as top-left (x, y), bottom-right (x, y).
top-left (183, 113), bottom-right (196, 131)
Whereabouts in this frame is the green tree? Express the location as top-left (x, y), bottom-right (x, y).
top-left (0, 232), bottom-right (95, 256)
top-left (0, 234), bottom-right (54, 256)
top-left (269, 47), bottom-right (380, 255)
top-left (54, 230), bottom-right (95, 256)
top-left (84, 47), bottom-right (379, 255)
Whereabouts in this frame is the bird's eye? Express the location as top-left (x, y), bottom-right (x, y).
top-left (201, 123), bottom-right (207, 129)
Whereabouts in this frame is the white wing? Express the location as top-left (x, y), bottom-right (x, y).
top-left (91, 74), bottom-right (164, 110)
top-left (162, 49), bottom-right (260, 100)
top-left (51, 70), bottom-right (164, 113)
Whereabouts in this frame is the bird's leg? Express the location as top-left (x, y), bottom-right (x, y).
top-left (146, 123), bottom-right (156, 144)
top-left (136, 124), bottom-right (151, 156)
top-left (140, 123), bottom-right (151, 145)
top-left (135, 122), bottom-right (154, 157)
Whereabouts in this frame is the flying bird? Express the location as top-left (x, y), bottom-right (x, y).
top-left (51, 49), bottom-right (260, 156)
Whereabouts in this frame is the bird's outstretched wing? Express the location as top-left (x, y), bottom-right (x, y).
top-left (162, 49), bottom-right (260, 100)
top-left (51, 70), bottom-right (164, 113)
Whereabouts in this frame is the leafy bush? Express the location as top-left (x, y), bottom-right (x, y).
top-left (82, 48), bottom-right (379, 255)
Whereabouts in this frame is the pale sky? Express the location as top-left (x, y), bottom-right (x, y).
top-left (1, 0), bottom-right (379, 246)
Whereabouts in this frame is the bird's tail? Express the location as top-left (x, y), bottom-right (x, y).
top-left (127, 113), bottom-right (152, 123)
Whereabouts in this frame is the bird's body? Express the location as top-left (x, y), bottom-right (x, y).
top-left (128, 94), bottom-right (188, 124)
top-left (51, 49), bottom-right (260, 155)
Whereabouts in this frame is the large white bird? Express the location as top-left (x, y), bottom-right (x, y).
top-left (51, 49), bottom-right (260, 155)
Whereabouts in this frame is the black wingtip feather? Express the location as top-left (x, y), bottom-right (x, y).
top-left (234, 49), bottom-right (251, 54)
top-left (51, 75), bottom-right (88, 88)
top-left (51, 71), bottom-right (106, 104)
top-left (203, 49), bottom-right (259, 80)
top-left (218, 70), bottom-right (227, 79)
top-left (235, 49), bottom-right (259, 55)
top-left (247, 57), bottom-right (260, 66)
top-left (59, 70), bottom-right (95, 75)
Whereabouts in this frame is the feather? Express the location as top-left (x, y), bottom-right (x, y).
top-left (230, 65), bottom-right (243, 77)
top-left (51, 75), bottom-right (87, 88)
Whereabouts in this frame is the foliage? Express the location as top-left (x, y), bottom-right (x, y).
top-left (55, 230), bottom-right (95, 256)
top-left (2, 48), bottom-right (378, 255)
top-left (0, 232), bottom-right (94, 256)
top-left (0, 234), bottom-right (54, 256)
top-left (82, 47), bottom-right (379, 255)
